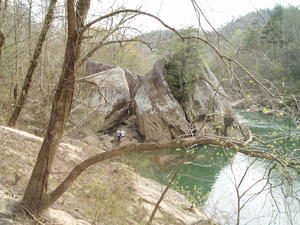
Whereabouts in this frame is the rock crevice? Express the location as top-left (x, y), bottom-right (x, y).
top-left (78, 60), bottom-right (243, 141)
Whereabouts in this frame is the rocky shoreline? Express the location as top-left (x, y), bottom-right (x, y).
top-left (0, 126), bottom-right (217, 225)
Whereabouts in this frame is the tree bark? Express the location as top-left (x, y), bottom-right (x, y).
top-left (0, 0), bottom-right (8, 59)
top-left (22, 0), bottom-right (90, 214)
top-left (27, 0), bottom-right (33, 57)
top-left (12, 0), bottom-right (19, 95)
top-left (0, 30), bottom-right (5, 59)
top-left (7, 0), bottom-right (57, 127)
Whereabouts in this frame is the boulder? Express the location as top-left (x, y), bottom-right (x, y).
top-left (84, 68), bottom-right (132, 131)
top-left (81, 59), bottom-right (241, 140)
top-left (73, 62), bottom-right (142, 132)
top-left (83, 60), bottom-right (190, 141)
top-left (182, 61), bottom-right (232, 131)
top-left (134, 60), bottom-right (190, 141)
top-left (84, 60), bottom-right (115, 76)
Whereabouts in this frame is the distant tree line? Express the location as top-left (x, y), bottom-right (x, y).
top-left (244, 5), bottom-right (300, 85)
top-left (215, 5), bottom-right (300, 91)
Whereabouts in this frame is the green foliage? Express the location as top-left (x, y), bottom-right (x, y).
top-left (261, 5), bottom-right (285, 46)
top-left (260, 6), bottom-right (300, 80)
top-left (243, 24), bottom-right (262, 49)
top-left (173, 180), bottom-right (207, 204)
top-left (158, 27), bottom-right (205, 102)
top-left (215, 5), bottom-right (300, 92)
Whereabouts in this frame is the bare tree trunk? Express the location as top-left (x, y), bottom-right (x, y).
top-left (0, 0), bottom-right (8, 59)
top-left (47, 136), bottom-right (243, 207)
top-left (12, 0), bottom-right (19, 99)
top-left (46, 132), bottom-right (294, 208)
top-left (7, 0), bottom-right (57, 127)
top-left (22, 0), bottom-right (90, 214)
top-left (0, 30), bottom-right (4, 58)
top-left (27, 0), bottom-right (33, 57)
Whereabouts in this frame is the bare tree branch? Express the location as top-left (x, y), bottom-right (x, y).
top-left (48, 134), bottom-right (300, 206)
top-left (147, 153), bottom-right (188, 225)
top-left (79, 38), bottom-right (151, 65)
top-left (7, 0), bottom-right (57, 127)
top-left (78, 79), bottom-right (107, 103)
top-left (84, 9), bottom-right (276, 97)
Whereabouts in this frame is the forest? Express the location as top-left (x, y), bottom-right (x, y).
top-left (0, 1), bottom-right (300, 225)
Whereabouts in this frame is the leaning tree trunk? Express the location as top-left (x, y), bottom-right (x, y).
top-left (0, 30), bottom-right (4, 57)
top-left (7, 0), bottom-right (57, 127)
top-left (0, 0), bottom-right (8, 59)
top-left (22, 0), bottom-right (90, 214)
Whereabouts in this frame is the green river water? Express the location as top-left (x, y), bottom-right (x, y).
top-left (126, 111), bottom-right (300, 225)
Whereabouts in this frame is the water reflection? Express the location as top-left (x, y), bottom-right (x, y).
top-left (204, 153), bottom-right (300, 225)
top-left (129, 111), bottom-right (300, 224)
top-left (204, 112), bottom-right (300, 225)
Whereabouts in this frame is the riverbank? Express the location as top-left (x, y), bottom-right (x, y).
top-left (0, 126), bottom-right (216, 225)
top-left (132, 111), bottom-right (300, 225)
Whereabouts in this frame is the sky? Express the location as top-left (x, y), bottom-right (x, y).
top-left (94, 0), bottom-right (300, 31)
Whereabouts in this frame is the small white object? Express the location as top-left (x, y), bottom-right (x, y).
top-left (120, 130), bottom-right (126, 137)
top-left (117, 130), bottom-right (121, 137)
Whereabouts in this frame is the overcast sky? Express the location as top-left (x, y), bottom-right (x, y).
top-left (94, 0), bottom-right (299, 31)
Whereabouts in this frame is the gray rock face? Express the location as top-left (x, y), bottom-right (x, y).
top-left (85, 60), bottom-right (115, 76)
top-left (75, 61), bottom-right (142, 132)
top-left (82, 59), bottom-right (236, 141)
top-left (182, 61), bottom-right (232, 129)
top-left (83, 60), bottom-right (190, 141)
top-left (134, 60), bottom-right (190, 141)
top-left (84, 68), bottom-right (132, 131)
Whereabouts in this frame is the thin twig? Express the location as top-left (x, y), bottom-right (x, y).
top-left (20, 203), bottom-right (45, 225)
top-left (147, 153), bottom-right (188, 225)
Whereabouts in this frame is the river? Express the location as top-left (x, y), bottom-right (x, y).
top-left (203, 112), bottom-right (300, 225)
top-left (126, 111), bottom-right (300, 225)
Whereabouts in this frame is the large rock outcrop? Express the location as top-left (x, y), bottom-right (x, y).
top-left (85, 68), bottom-right (132, 131)
top-left (72, 62), bottom-right (141, 132)
top-left (182, 61), bottom-right (232, 129)
top-left (134, 60), bottom-right (190, 141)
top-left (80, 60), bottom-right (191, 141)
top-left (77, 59), bottom-right (240, 141)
